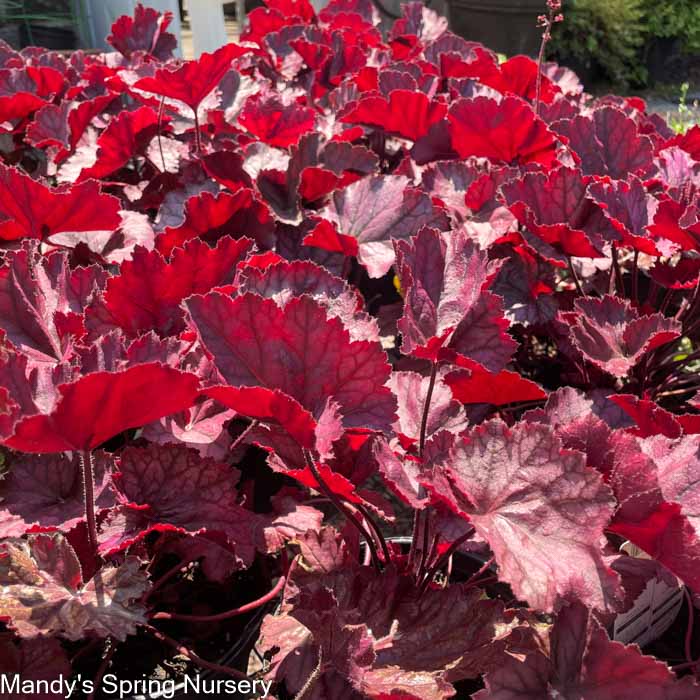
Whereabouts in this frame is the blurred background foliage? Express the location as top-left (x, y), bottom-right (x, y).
top-left (550, 0), bottom-right (700, 88)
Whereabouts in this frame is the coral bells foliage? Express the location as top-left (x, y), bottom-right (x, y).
top-left (2, 3), bottom-right (700, 698)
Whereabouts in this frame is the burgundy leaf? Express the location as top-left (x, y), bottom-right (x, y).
top-left (0, 451), bottom-right (115, 537)
top-left (587, 176), bottom-right (660, 254)
top-left (0, 242), bottom-right (105, 363)
top-left (0, 533), bottom-right (148, 640)
top-left (0, 637), bottom-right (71, 699)
top-left (476, 602), bottom-right (700, 699)
top-left (389, 370), bottom-right (467, 447)
top-left (501, 166), bottom-right (612, 258)
top-left (562, 295), bottom-right (681, 379)
top-left (609, 433), bottom-right (700, 592)
top-left (322, 175), bottom-right (450, 277)
top-left (553, 107), bottom-right (654, 179)
top-left (395, 227), bottom-right (511, 367)
top-left (237, 259), bottom-right (378, 341)
top-left (427, 419), bottom-right (622, 612)
top-left (185, 292), bottom-right (396, 431)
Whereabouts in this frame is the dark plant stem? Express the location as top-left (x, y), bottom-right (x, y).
top-left (647, 277), bottom-right (660, 308)
top-left (631, 250), bottom-right (639, 304)
top-left (193, 109), bottom-right (202, 154)
top-left (408, 511), bottom-right (422, 573)
top-left (659, 288), bottom-right (675, 316)
top-left (151, 575), bottom-right (286, 622)
top-left (611, 244), bottom-right (624, 296)
top-left (70, 638), bottom-right (102, 665)
top-left (354, 502), bottom-right (391, 564)
top-left (80, 450), bottom-right (99, 565)
top-left (305, 450), bottom-right (381, 571)
top-left (419, 362), bottom-right (438, 456)
top-left (419, 529), bottom-right (474, 595)
top-left (157, 96), bottom-right (166, 171)
top-left (417, 509), bottom-right (432, 580)
top-left (566, 256), bottom-right (584, 296)
top-left (684, 587), bottom-right (696, 667)
top-left (229, 419), bottom-right (258, 455)
top-left (145, 555), bottom-right (200, 602)
top-left (145, 625), bottom-right (247, 679)
top-left (411, 361), bottom-right (438, 575)
top-left (464, 556), bottom-right (495, 589)
top-left (87, 641), bottom-right (116, 700)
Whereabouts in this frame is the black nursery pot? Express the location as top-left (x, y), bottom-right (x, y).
top-left (19, 24), bottom-right (76, 50)
top-left (645, 37), bottom-right (695, 86)
top-left (123, 606), bottom-right (270, 700)
top-left (448, 0), bottom-right (543, 57)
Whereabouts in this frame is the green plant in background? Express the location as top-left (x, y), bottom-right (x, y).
top-left (642, 0), bottom-right (700, 54)
top-left (668, 82), bottom-right (700, 134)
top-left (550, 0), bottom-right (647, 88)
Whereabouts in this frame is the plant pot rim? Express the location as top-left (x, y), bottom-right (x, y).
top-left (123, 604), bottom-right (270, 699)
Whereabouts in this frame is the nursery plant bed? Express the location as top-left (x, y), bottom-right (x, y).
top-left (1, 2), bottom-right (700, 699)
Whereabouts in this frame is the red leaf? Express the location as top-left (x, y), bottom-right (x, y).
top-left (239, 95), bottom-right (316, 148)
top-left (303, 218), bottom-right (359, 257)
top-left (157, 189), bottom-right (273, 256)
top-left (445, 364), bottom-right (546, 406)
top-left (101, 443), bottom-right (251, 558)
top-left (0, 637), bottom-right (71, 699)
top-left (610, 395), bottom-right (683, 438)
top-left (141, 398), bottom-right (235, 459)
top-left (134, 43), bottom-right (247, 111)
top-left (395, 227), bottom-right (514, 369)
top-left (664, 124), bottom-right (700, 161)
top-left (609, 433), bottom-right (700, 592)
top-left (201, 150), bottom-right (253, 192)
top-left (108, 4), bottom-right (177, 61)
top-left (77, 106), bottom-right (161, 181)
top-left (648, 198), bottom-right (700, 252)
top-left (587, 176), bottom-right (660, 255)
top-left (447, 96), bottom-right (559, 167)
top-left (4, 363), bottom-right (200, 452)
top-left (501, 166), bottom-right (611, 258)
top-left (0, 242), bottom-right (105, 363)
top-left (298, 166), bottom-right (352, 202)
top-left (101, 443), bottom-right (321, 564)
top-left (0, 165), bottom-right (121, 241)
top-left (476, 602), bottom-right (700, 699)
top-left (341, 90), bottom-right (447, 141)
top-left (87, 236), bottom-right (253, 338)
top-left (427, 420), bottom-right (621, 612)
top-left (205, 386), bottom-right (318, 449)
top-left (389, 370), bottom-right (467, 448)
top-left (238, 258), bottom-right (377, 341)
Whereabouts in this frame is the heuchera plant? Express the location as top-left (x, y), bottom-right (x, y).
top-left (1, 1), bottom-right (700, 697)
